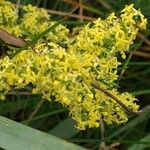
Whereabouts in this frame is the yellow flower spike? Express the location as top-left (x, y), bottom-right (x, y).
top-left (0, 1), bottom-right (147, 130)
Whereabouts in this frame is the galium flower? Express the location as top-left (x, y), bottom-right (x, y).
top-left (0, 1), bottom-right (147, 130)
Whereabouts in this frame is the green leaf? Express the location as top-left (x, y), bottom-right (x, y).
top-left (127, 134), bottom-right (150, 150)
top-left (49, 118), bottom-right (77, 139)
top-left (0, 116), bottom-right (88, 150)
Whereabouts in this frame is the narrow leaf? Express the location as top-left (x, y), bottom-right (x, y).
top-left (0, 116), bottom-right (88, 150)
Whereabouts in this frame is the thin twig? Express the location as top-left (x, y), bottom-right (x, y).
top-left (16, 0), bottom-right (20, 12)
top-left (100, 118), bottom-right (105, 140)
top-left (79, 0), bottom-right (83, 21)
top-left (91, 82), bottom-right (142, 115)
top-left (60, 0), bottom-right (83, 8)
top-left (99, 119), bottom-right (120, 150)
top-left (126, 51), bottom-right (150, 58)
top-left (99, 118), bottom-right (106, 150)
top-left (28, 99), bottom-right (44, 120)
top-left (141, 46), bottom-right (150, 51)
top-left (138, 32), bottom-right (150, 46)
top-left (47, 9), bottom-right (94, 20)
top-left (97, 0), bottom-right (112, 9)
top-left (13, 4), bottom-right (95, 21)
top-left (60, 0), bottom-right (103, 16)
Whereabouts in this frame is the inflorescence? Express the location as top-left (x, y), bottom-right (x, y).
top-left (0, 0), bottom-right (147, 130)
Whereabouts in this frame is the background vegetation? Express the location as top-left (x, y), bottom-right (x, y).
top-left (0, 0), bottom-right (150, 150)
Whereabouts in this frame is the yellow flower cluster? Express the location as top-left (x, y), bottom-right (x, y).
top-left (0, 0), bottom-right (19, 34)
top-left (0, 1), bottom-right (69, 42)
top-left (0, 1), bottom-right (147, 130)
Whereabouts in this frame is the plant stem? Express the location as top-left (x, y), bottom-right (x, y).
top-left (91, 82), bottom-right (141, 115)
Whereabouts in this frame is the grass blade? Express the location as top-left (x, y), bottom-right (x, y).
top-left (0, 116), bottom-right (88, 150)
top-left (49, 118), bottom-right (77, 139)
top-left (127, 134), bottom-right (150, 150)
